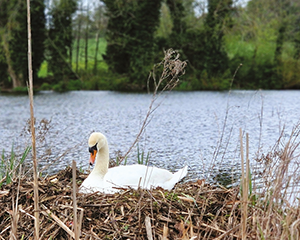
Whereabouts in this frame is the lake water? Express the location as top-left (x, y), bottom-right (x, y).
top-left (1, 90), bottom-right (300, 187)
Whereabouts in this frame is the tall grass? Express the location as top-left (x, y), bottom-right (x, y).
top-left (0, 146), bottom-right (31, 187)
top-left (242, 124), bottom-right (300, 239)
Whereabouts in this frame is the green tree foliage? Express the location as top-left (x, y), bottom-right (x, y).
top-left (294, 19), bottom-right (300, 60)
top-left (47, 0), bottom-right (77, 84)
top-left (1, 0), bottom-right (298, 91)
top-left (166, 0), bottom-right (187, 49)
top-left (162, 0), bottom-right (233, 89)
top-left (0, 46), bottom-right (9, 88)
top-left (0, 0), bottom-right (46, 88)
top-left (226, 0), bottom-right (300, 89)
top-left (203, 0), bottom-right (233, 78)
top-left (155, 2), bottom-right (173, 39)
top-left (0, 0), bottom-right (9, 88)
top-left (103, 0), bottom-right (162, 90)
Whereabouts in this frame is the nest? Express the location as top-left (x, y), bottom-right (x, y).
top-left (0, 167), bottom-right (243, 239)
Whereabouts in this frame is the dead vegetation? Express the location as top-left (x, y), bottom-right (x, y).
top-left (2, 127), bottom-right (300, 239)
top-left (0, 167), bottom-right (244, 239)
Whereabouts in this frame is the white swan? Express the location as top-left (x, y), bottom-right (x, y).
top-left (79, 132), bottom-right (188, 194)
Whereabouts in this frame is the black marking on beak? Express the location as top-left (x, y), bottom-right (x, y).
top-left (89, 143), bottom-right (97, 154)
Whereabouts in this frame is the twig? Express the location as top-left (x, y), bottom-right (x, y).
top-left (0, 226), bottom-right (11, 238)
top-left (19, 208), bottom-right (35, 220)
top-left (208, 63), bottom-right (242, 180)
top-left (213, 221), bottom-right (245, 240)
top-left (239, 128), bottom-right (248, 240)
top-left (290, 218), bottom-right (300, 240)
top-left (72, 160), bottom-right (79, 240)
top-left (41, 205), bottom-right (75, 239)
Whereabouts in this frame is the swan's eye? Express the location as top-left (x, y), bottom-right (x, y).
top-left (89, 143), bottom-right (97, 153)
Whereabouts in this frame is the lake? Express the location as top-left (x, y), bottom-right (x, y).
top-left (1, 90), bottom-right (300, 187)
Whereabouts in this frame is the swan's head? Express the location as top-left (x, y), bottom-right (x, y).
top-left (88, 132), bottom-right (107, 166)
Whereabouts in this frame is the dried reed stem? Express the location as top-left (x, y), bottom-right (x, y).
top-left (121, 49), bottom-right (186, 162)
top-left (145, 216), bottom-right (153, 240)
top-left (10, 163), bottom-right (22, 239)
top-left (72, 160), bottom-right (79, 240)
top-left (9, 199), bottom-right (19, 240)
top-left (239, 128), bottom-right (248, 240)
top-left (26, 0), bottom-right (39, 238)
top-left (162, 225), bottom-right (168, 240)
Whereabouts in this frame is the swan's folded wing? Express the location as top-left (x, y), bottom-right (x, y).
top-left (105, 165), bottom-right (187, 191)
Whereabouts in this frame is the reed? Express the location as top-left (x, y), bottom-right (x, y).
top-left (250, 124), bottom-right (300, 239)
top-left (120, 49), bottom-right (187, 163)
top-left (239, 129), bottom-right (249, 240)
top-left (27, 0), bottom-right (39, 238)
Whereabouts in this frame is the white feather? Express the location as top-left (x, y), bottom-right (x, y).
top-left (79, 132), bottom-right (188, 194)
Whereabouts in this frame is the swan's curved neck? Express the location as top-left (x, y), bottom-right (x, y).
top-left (92, 141), bottom-right (109, 177)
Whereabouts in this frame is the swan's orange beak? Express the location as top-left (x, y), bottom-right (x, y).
top-left (89, 149), bottom-right (97, 166)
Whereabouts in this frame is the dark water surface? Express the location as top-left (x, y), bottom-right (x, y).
top-left (1, 90), bottom-right (300, 186)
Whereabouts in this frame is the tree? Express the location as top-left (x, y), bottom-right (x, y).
top-left (92, 3), bottom-right (108, 74)
top-left (103, 0), bottom-right (162, 90)
top-left (0, 0), bottom-right (10, 88)
top-left (166, 0), bottom-right (187, 49)
top-left (47, 0), bottom-right (77, 83)
top-left (204, 0), bottom-right (233, 77)
top-left (0, 0), bottom-right (46, 88)
top-left (155, 2), bottom-right (173, 40)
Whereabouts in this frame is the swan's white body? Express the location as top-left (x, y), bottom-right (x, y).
top-left (79, 132), bottom-right (188, 194)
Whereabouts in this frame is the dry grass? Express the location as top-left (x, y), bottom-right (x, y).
top-left (247, 124), bottom-right (300, 239)
top-left (1, 124), bottom-right (300, 239)
top-left (0, 167), bottom-right (242, 239)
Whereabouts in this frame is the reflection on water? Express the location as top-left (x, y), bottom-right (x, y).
top-left (1, 90), bottom-right (300, 186)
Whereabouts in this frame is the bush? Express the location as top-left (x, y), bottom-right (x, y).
top-left (12, 86), bottom-right (28, 94)
top-left (39, 82), bottom-right (52, 90)
top-left (67, 79), bottom-right (82, 90)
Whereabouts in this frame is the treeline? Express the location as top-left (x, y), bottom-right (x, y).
top-left (1, 0), bottom-right (300, 92)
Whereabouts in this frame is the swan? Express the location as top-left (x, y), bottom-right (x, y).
top-left (79, 132), bottom-right (188, 194)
